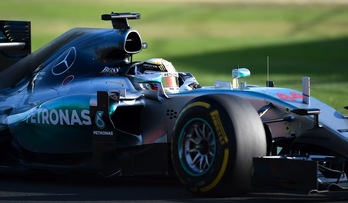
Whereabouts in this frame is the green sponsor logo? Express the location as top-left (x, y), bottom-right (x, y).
top-left (95, 111), bottom-right (106, 129)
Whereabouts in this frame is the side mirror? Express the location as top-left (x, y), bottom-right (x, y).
top-left (232, 68), bottom-right (250, 89)
top-left (232, 68), bottom-right (250, 79)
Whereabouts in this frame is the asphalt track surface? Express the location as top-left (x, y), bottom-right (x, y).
top-left (0, 172), bottom-right (347, 203)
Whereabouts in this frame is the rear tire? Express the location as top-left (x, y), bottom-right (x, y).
top-left (171, 94), bottom-right (266, 197)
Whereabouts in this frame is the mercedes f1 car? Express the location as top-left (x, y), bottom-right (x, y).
top-left (0, 12), bottom-right (347, 197)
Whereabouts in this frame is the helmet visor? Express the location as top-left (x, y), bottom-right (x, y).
top-left (162, 76), bottom-right (178, 88)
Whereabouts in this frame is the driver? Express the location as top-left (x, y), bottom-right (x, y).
top-left (134, 58), bottom-right (179, 94)
top-left (134, 58), bottom-right (201, 94)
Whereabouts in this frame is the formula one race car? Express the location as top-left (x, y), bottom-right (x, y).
top-left (0, 12), bottom-right (347, 197)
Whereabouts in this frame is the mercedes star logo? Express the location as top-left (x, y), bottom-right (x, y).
top-left (52, 47), bottom-right (77, 76)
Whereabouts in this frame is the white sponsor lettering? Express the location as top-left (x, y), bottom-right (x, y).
top-left (81, 110), bottom-right (91, 125)
top-left (30, 113), bottom-right (36, 124)
top-left (163, 72), bottom-right (178, 77)
top-left (59, 109), bottom-right (69, 125)
top-left (27, 108), bottom-right (91, 126)
top-left (71, 110), bottom-right (82, 125)
top-left (100, 66), bottom-right (120, 75)
top-left (42, 109), bottom-right (49, 124)
top-left (93, 131), bottom-right (114, 136)
top-left (50, 109), bottom-right (59, 125)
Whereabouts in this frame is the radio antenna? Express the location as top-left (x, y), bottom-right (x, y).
top-left (266, 56), bottom-right (274, 87)
top-left (267, 56), bottom-right (270, 82)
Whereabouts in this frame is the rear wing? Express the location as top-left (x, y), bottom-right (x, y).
top-left (0, 20), bottom-right (31, 72)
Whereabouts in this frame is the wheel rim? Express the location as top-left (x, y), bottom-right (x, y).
top-left (178, 118), bottom-right (216, 176)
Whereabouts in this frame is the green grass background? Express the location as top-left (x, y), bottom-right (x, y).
top-left (2, 0), bottom-right (348, 111)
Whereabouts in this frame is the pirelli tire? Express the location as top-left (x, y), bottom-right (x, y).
top-left (171, 94), bottom-right (267, 197)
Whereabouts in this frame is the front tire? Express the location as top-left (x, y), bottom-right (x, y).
top-left (171, 94), bottom-right (266, 197)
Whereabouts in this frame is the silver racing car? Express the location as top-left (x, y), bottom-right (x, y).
top-left (0, 12), bottom-right (347, 197)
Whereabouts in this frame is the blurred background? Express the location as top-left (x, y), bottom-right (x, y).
top-left (2, 0), bottom-right (348, 111)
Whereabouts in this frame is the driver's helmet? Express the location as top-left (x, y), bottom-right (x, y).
top-left (134, 58), bottom-right (179, 94)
